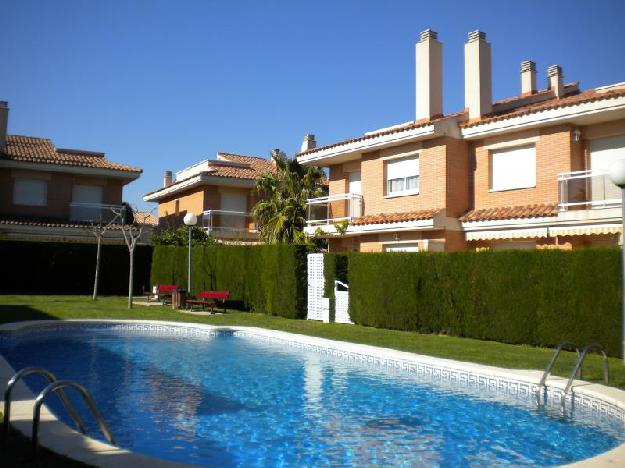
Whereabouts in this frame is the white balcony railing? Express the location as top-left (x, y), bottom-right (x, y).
top-left (558, 170), bottom-right (621, 211)
top-left (69, 202), bottom-right (124, 223)
top-left (306, 193), bottom-right (364, 226)
top-left (201, 210), bottom-right (257, 240)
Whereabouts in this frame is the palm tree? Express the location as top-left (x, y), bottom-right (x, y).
top-left (253, 149), bottom-right (324, 244)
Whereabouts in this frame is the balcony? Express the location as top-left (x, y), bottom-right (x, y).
top-left (69, 202), bottom-right (124, 223)
top-left (558, 170), bottom-right (621, 211)
top-left (306, 193), bottom-right (364, 226)
top-left (201, 210), bottom-right (258, 240)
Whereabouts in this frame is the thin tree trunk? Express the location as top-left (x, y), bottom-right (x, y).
top-left (92, 234), bottom-right (102, 300)
top-left (128, 247), bottom-right (134, 309)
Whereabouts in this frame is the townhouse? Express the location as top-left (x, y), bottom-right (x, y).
top-left (143, 152), bottom-right (275, 241)
top-left (0, 101), bottom-right (143, 241)
top-left (298, 30), bottom-right (625, 252)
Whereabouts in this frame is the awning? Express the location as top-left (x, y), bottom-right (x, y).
top-left (465, 227), bottom-right (549, 241)
top-left (549, 224), bottom-right (621, 237)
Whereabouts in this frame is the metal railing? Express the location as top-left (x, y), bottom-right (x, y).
top-left (536, 342), bottom-right (580, 404)
top-left (306, 193), bottom-right (364, 226)
top-left (558, 170), bottom-right (621, 211)
top-left (32, 380), bottom-right (115, 454)
top-left (562, 342), bottom-right (609, 400)
top-left (69, 202), bottom-right (123, 223)
top-left (3, 367), bottom-right (87, 446)
top-left (201, 210), bottom-right (257, 240)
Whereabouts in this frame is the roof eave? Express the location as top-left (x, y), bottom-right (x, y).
top-left (460, 95), bottom-right (625, 140)
top-left (297, 123), bottom-right (447, 166)
top-left (143, 174), bottom-right (256, 202)
top-left (0, 160), bottom-right (142, 180)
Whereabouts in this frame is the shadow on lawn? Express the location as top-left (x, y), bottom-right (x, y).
top-left (0, 305), bottom-right (59, 325)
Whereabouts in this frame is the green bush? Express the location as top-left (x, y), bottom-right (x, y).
top-left (348, 249), bottom-right (622, 357)
top-left (0, 240), bottom-right (153, 295)
top-left (150, 244), bottom-right (308, 318)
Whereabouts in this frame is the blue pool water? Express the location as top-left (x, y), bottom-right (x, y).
top-left (1, 326), bottom-right (623, 466)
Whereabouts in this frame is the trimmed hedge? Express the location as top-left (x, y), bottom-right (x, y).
top-left (0, 240), bottom-right (153, 295)
top-left (150, 244), bottom-right (308, 318)
top-left (348, 249), bottom-right (622, 357)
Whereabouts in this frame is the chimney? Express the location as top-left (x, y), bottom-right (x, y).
top-left (415, 29), bottom-right (443, 121)
top-left (520, 60), bottom-right (536, 95)
top-left (0, 101), bottom-right (8, 154)
top-left (163, 170), bottom-right (173, 187)
top-left (300, 134), bottom-right (317, 152)
top-left (464, 30), bottom-right (492, 119)
top-left (547, 65), bottom-right (564, 98)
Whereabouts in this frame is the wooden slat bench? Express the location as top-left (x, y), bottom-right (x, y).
top-left (186, 291), bottom-right (230, 313)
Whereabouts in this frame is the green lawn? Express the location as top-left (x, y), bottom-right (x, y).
top-left (1, 294), bottom-right (624, 466)
top-left (1, 295), bottom-right (624, 389)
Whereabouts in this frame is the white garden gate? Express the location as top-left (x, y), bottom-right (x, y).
top-left (307, 253), bottom-right (324, 321)
top-left (307, 253), bottom-right (352, 324)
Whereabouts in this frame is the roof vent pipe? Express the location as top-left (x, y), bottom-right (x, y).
top-left (464, 30), bottom-right (492, 119)
top-left (163, 170), bottom-right (173, 187)
top-left (520, 60), bottom-right (537, 95)
top-left (300, 134), bottom-right (317, 152)
top-left (0, 101), bottom-right (8, 154)
top-left (547, 65), bottom-right (564, 98)
top-left (415, 29), bottom-right (443, 120)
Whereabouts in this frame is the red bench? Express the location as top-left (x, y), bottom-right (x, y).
top-left (186, 291), bottom-right (230, 313)
top-left (155, 284), bottom-right (180, 304)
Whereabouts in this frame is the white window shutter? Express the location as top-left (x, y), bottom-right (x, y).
top-left (491, 146), bottom-right (536, 191)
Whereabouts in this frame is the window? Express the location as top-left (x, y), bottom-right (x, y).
top-left (13, 179), bottom-right (47, 206)
top-left (386, 156), bottom-right (419, 196)
top-left (385, 243), bottom-right (419, 252)
top-left (72, 185), bottom-right (103, 204)
top-left (491, 145), bottom-right (536, 191)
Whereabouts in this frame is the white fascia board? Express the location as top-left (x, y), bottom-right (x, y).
top-left (143, 175), bottom-right (255, 202)
top-left (297, 124), bottom-right (437, 166)
top-left (0, 160), bottom-right (141, 180)
top-left (304, 218), bottom-right (436, 237)
top-left (460, 95), bottom-right (625, 140)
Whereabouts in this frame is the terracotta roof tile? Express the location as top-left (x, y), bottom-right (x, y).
top-left (209, 152), bottom-right (275, 179)
top-left (460, 88), bottom-right (625, 128)
top-left (133, 211), bottom-right (159, 226)
top-left (297, 113), bottom-right (464, 158)
top-left (459, 204), bottom-right (558, 222)
top-left (0, 217), bottom-right (125, 229)
top-left (2, 135), bottom-right (142, 173)
top-left (350, 209), bottom-right (442, 226)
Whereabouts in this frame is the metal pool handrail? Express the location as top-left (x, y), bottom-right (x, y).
top-left (3, 367), bottom-right (87, 446)
top-left (562, 342), bottom-right (609, 400)
top-left (32, 380), bottom-right (116, 454)
top-left (537, 341), bottom-right (580, 402)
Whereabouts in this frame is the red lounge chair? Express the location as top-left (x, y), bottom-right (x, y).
top-left (186, 291), bottom-right (230, 313)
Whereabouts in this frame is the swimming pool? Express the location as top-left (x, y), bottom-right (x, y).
top-left (1, 321), bottom-right (624, 466)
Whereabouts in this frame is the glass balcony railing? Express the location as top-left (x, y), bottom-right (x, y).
top-left (201, 210), bottom-right (258, 240)
top-left (306, 193), bottom-right (364, 226)
top-left (69, 203), bottom-right (124, 223)
top-left (558, 170), bottom-right (621, 211)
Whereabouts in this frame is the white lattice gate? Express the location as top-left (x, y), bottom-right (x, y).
top-left (307, 253), bottom-right (324, 321)
top-left (334, 281), bottom-right (352, 324)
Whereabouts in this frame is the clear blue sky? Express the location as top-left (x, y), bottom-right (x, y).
top-left (2, 0), bottom-right (624, 210)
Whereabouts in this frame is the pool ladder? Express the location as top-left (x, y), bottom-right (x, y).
top-left (537, 341), bottom-right (609, 407)
top-left (2, 366), bottom-right (116, 454)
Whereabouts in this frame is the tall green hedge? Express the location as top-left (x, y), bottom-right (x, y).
top-left (150, 244), bottom-right (308, 318)
top-left (348, 249), bottom-right (622, 356)
top-left (0, 240), bottom-right (153, 295)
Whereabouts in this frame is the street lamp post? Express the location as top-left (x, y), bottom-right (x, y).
top-left (608, 159), bottom-right (625, 364)
top-left (183, 213), bottom-right (198, 295)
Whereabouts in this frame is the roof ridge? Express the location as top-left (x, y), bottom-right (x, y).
top-left (217, 151), bottom-right (268, 161)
